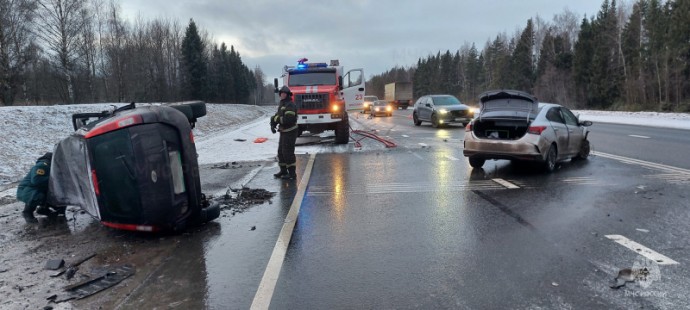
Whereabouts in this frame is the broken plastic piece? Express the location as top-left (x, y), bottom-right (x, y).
top-left (45, 259), bottom-right (65, 270)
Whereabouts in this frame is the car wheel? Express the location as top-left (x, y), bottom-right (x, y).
top-left (543, 144), bottom-right (558, 172)
top-left (170, 104), bottom-right (194, 121)
top-left (431, 114), bottom-right (440, 128)
top-left (573, 139), bottom-right (590, 160)
top-left (413, 112), bottom-right (422, 126)
top-left (186, 102), bottom-right (207, 118)
top-left (469, 157), bottom-right (485, 168)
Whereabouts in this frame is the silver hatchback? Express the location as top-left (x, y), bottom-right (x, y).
top-left (463, 90), bottom-right (592, 172)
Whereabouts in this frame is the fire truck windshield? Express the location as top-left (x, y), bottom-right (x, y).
top-left (288, 72), bottom-right (336, 86)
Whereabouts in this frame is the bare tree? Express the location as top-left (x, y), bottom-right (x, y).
top-left (0, 0), bottom-right (37, 105)
top-left (34, 0), bottom-right (87, 103)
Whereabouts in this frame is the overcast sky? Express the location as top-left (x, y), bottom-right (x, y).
top-left (118, 0), bottom-right (604, 82)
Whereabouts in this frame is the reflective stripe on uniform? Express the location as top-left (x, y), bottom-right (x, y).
top-left (279, 163), bottom-right (287, 167)
top-left (281, 125), bottom-right (298, 132)
top-left (284, 111), bottom-right (296, 116)
top-left (286, 163), bottom-right (296, 167)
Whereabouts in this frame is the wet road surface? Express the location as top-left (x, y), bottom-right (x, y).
top-left (102, 110), bottom-right (690, 309)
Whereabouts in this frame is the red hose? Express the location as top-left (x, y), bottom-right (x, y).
top-left (349, 125), bottom-right (397, 148)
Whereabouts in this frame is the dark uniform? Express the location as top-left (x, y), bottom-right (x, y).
top-left (271, 86), bottom-right (299, 180)
top-left (17, 152), bottom-right (56, 222)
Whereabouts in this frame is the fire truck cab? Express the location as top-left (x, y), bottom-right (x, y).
top-left (274, 59), bottom-right (364, 144)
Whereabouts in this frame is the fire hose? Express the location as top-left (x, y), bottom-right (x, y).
top-left (349, 125), bottom-right (397, 148)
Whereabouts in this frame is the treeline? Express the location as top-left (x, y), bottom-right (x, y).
top-left (368, 0), bottom-right (690, 111)
top-left (0, 0), bottom-right (261, 106)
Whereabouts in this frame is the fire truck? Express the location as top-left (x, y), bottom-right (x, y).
top-left (274, 58), bottom-right (365, 144)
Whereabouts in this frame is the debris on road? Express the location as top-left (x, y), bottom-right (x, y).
top-left (610, 268), bottom-right (635, 289)
top-left (551, 282), bottom-right (559, 287)
top-left (210, 187), bottom-right (275, 214)
top-left (45, 259), bottom-right (65, 270)
top-left (250, 226), bottom-right (256, 231)
top-left (50, 264), bottom-right (135, 303)
top-left (254, 137), bottom-right (268, 143)
top-left (636, 228), bottom-right (650, 233)
top-left (234, 138), bottom-right (247, 142)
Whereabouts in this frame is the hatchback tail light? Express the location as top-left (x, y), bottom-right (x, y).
top-left (527, 126), bottom-right (547, 135)
top-left (465, 123), bottom-right (472, 131)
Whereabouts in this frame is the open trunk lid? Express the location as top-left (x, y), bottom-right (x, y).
top-left (478, 90), bottom-right (538, 120)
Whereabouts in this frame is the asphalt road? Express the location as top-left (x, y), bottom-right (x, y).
top-left (103, 109), bottom-right (690, 309)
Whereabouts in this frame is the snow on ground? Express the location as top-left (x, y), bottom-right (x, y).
top-left (575, 110), bottom-right (690, 130)
top-left (1, 103), bottom-right (688, 187)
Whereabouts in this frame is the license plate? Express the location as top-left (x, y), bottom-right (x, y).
top-left (455, 118), bottom-right (465, 122)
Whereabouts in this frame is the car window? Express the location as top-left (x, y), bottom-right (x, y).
top-left (416, 97), bottom-right (426, 106)
top-left (546, 107), bottom-right (565, 124)
top-left (560, 108), bottom-right (579, 126)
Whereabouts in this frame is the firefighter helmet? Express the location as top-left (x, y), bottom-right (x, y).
top-left (278, 85), bottom-right (292, 96)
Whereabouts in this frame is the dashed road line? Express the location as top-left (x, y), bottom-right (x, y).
top-left (605, 235), bottom-right (679, 265)
top-left (492, 178), bottom-right (520, 189)
top-left (628, 135), bottom-right (650, 139)
top-left (402, 135), bottom-right (409, 138)
top-left (250, 153), bottom-right (316, 310)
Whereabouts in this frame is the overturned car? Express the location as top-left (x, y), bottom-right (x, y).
top-left (48, 102), bottom-right (220, 232)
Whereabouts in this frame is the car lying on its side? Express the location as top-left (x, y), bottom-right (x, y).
top-left (371, 100), bottom-right (393, 117)
top-left (48, 102), bottom-right (220, 232)
top-left (463, 90), bottom-right (592, 172)
top-left (362, 96), bottom-right (378, 114)
top-left (412, 94), bottom-right (474, 128)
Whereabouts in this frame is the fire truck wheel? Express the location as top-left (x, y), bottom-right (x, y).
top-left (335, 117), bottom-right (349, 144)
top-left (186, 102), bottom-right (207, 118)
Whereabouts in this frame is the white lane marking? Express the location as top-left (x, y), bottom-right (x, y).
top-left (402, 134), bottom-right (409, 138)
top-left (444, 155), bottom-right (459, 161)
top-left (593, 152), bottom-right (690, 176)
top-left (492, 178), bottom-right (520, 189)
top-left (250, 153), bottom-right (316, 310)
top-left (605, 235), bottom-right (679, 265)
top-left (629, 135), bottom-right (650, 139)
top-left (418, 143), bottom-right (428, 148)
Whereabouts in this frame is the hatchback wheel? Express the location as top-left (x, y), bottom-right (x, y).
top-left (413, 112), bottom-right (422, 126)
top-left (469, 157), bottom-right (485, 168)
top-left (431, 114), bottom-right (440, 128)
top-left (543, 144), bottom-right (558, 172)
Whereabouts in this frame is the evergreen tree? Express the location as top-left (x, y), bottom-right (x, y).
top-left (511, 19), bottom-right (536, 92)
top-left (180, 19), bottom-right (207, 100)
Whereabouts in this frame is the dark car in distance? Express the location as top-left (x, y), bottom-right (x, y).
top-left (413, 95), bottom-right (474, 128)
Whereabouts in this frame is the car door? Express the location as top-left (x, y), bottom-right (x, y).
top-left (561, 107), bottom-right (584, 156)
top-left (421, 97), bottom-right (433, 120)
top-left (545, 107), bottom-right (569, 156)
top-left (415, 96), bottom-right (426, 120)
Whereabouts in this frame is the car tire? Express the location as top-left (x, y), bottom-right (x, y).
top-left (543, 144), bottom-right (558, 172)
top-left (413, 112), bottom-right (422, 126)
top-left (170, 104), bottom-right (194, 121)
top-left (573, 139), bottom-right (590, 160)
top-left (469, 157), bottom-right (485, 168)
top-left (431, 114), bottom-right (440, 128)
top-left (186, 102), bottom-right (207, 118)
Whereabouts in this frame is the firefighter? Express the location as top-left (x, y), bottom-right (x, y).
top-left (271, 85), bottom-right (299, 180)
top-left (16, 152), bottom-right (58, 222)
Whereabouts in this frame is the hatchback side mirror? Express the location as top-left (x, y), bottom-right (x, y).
top-left (425, 103), bottom-right (431, 108)
top-left (580, 120), bottom-right (593, 127)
